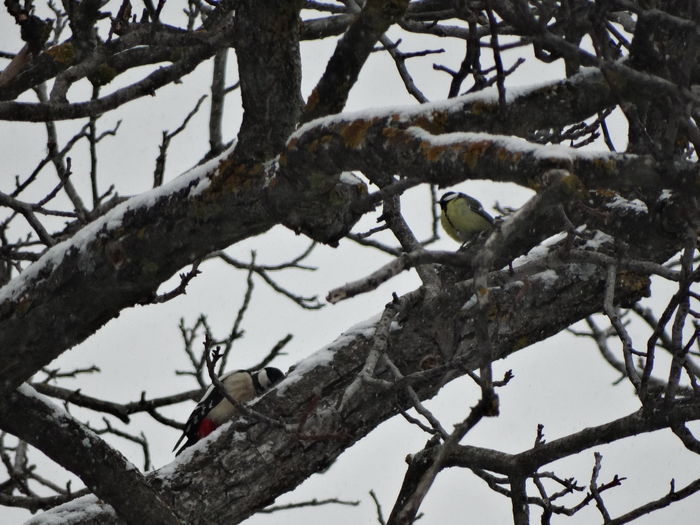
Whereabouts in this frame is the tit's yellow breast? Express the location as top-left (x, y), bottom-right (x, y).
top-left (441, 199), bottom-right (492, 242)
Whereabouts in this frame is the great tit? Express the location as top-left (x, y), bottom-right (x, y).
top-left (173, 367), bottom-right (284, 455)
top-left (438, 191), bottom-right (494, 243)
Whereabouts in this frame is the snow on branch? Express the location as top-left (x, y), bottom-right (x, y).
top-left (28, 247), bottom-right (655, 524)
top-left (0, 385), bottom-right (181, 525)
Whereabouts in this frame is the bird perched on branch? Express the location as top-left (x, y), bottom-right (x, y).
top-left (173, 367), bottom-right (284, 455)
top-left (438, 191), bottom-right (494, 244)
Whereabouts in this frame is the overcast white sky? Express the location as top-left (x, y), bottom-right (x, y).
top-left (1, 3), bottom-right (699, 524)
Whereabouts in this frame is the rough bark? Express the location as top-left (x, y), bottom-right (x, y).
top-left (28, 251), bottom-right (655, 524)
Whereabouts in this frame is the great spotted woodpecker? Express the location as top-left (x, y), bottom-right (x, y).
top-left (173, 367), bottom-right (284, 455)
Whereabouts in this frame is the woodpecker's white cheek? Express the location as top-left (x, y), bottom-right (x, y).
top-left (258, 370), bottom-right (272, 390)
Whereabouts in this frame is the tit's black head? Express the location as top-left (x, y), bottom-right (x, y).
top-left (438, 191), bottom-right (486, 212)
top-left (438, 191), bottom-right (460, 209)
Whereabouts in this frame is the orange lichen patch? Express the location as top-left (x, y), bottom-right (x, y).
top-left (286, 137), bottom-right (299, 150)
top-left (461, 140), bottom-right (492, 170)
top-left (381, 126), bottom-right (400, 139)
top-left (210, 162), bottom-right (262, 193)
top-left (304, 138), bottom-right (321, 154)
top-left (494, 145), bottom-right (525, 166)
top-left (420, 141), bottom-right (451, 163)
top-left (220, 173), bottom-right (251, 192)
top-left (380, 126), bottom-right (415, 152)
top-left (411, 113), bottom-right (447, 134)
top-left (340, 119), bottom-right (374, 149)
top-left (306, 88), bottom-right (320, 110)
top-left (15, 294), bottom-right (33, 316)
top-left (513, 336), bottom-right (530, 350)
top-left (592, 188), bottom-right (616, 198)
top-left (590, 157), bottom-right (618, 173)
top-left (304, 135), bottom-right (334, 154)
top-left (431, 109), bottom-right (450, 131)
top-left (91, 64), bottom-right (118, 85)
top-left (216, 153), bottom-right (237, 174)
top-left (560, 172), bottom-right (587, 197)
top-left (616, 270), bottom-right (651, 296)
top-left (45, 42), bottom-right (75, 64)
top-left (468, 99), bottom-right (496, 115)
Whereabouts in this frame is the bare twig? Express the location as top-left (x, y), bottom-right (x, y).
top-left (145, 261), bottom-right (202, 304)
top-left (260, 496), bottom-right (359, 513)
top-left (154, 94), bottom-right (208, 187)
top-left (603, 264), bottom-right (641, 391)
top-left (369, 489), bottom-right (387, 525)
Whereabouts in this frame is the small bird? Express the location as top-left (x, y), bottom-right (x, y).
top-left (173, 367), bottom-right (284, 455)
top-left (438, 191), bottom-right (494, 244)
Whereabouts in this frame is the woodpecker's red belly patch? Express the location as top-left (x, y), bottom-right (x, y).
top-left (197, 418), bottom-right (217, 438)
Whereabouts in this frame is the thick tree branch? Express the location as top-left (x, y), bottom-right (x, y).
top-left (386, 401), bottom-right (700, 523)
top-left (0, 3), bottom-right (697, 524)
top-left (0, 104), bottom-right (691, 398)
top-left (0, 148), bottom-right (368, 397)
top-left (0, 16), bottom-right (242, 121)
top-left (232, 0), bottom-right (304, 162)
top-left (27, 251), bottom-right (651, 524)
top-left (301, 0), bottom-right (410, 122)
top-left (0, 385), bottom-right (182, 525)
top-left (29, 382), bottom-right (202, 424)
top-left (286, 108), bottom-right (698, 198)
top-left (0, 45), bottom-right (213, 121)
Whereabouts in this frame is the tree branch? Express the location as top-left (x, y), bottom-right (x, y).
top-left (0, 385), bottom-right (182, 525)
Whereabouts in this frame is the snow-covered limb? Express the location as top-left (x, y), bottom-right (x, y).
top-left (0, 152), bottom-right (216, 307)
top-left (473, 168), bottom-right (585, 283)
top-left (328, 178), bottom-right (684, 305)
top-left (0, 385), bottom-right (181, 525)
top-left (24, 241), bottom-right (654, 525)
top-left (0, 146), bottom-right (268, 398)
top-left (287, 111), bottom-right (695, 195)
top-left (24, 495), bottom-right (118, 525)
top-left (1, 61), bottom-right (693, 401)
top-left (292, 66), bottom-right (616, 141)
top-left (337, 291), bottom-right (418, 413)
top-left (300, 0), bottom-right (410, 123)
top-left (0, 144), bottom-right (367, 398)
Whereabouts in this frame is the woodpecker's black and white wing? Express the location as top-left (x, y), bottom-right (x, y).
top-left (172, 382), bottom-right (225, 454)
